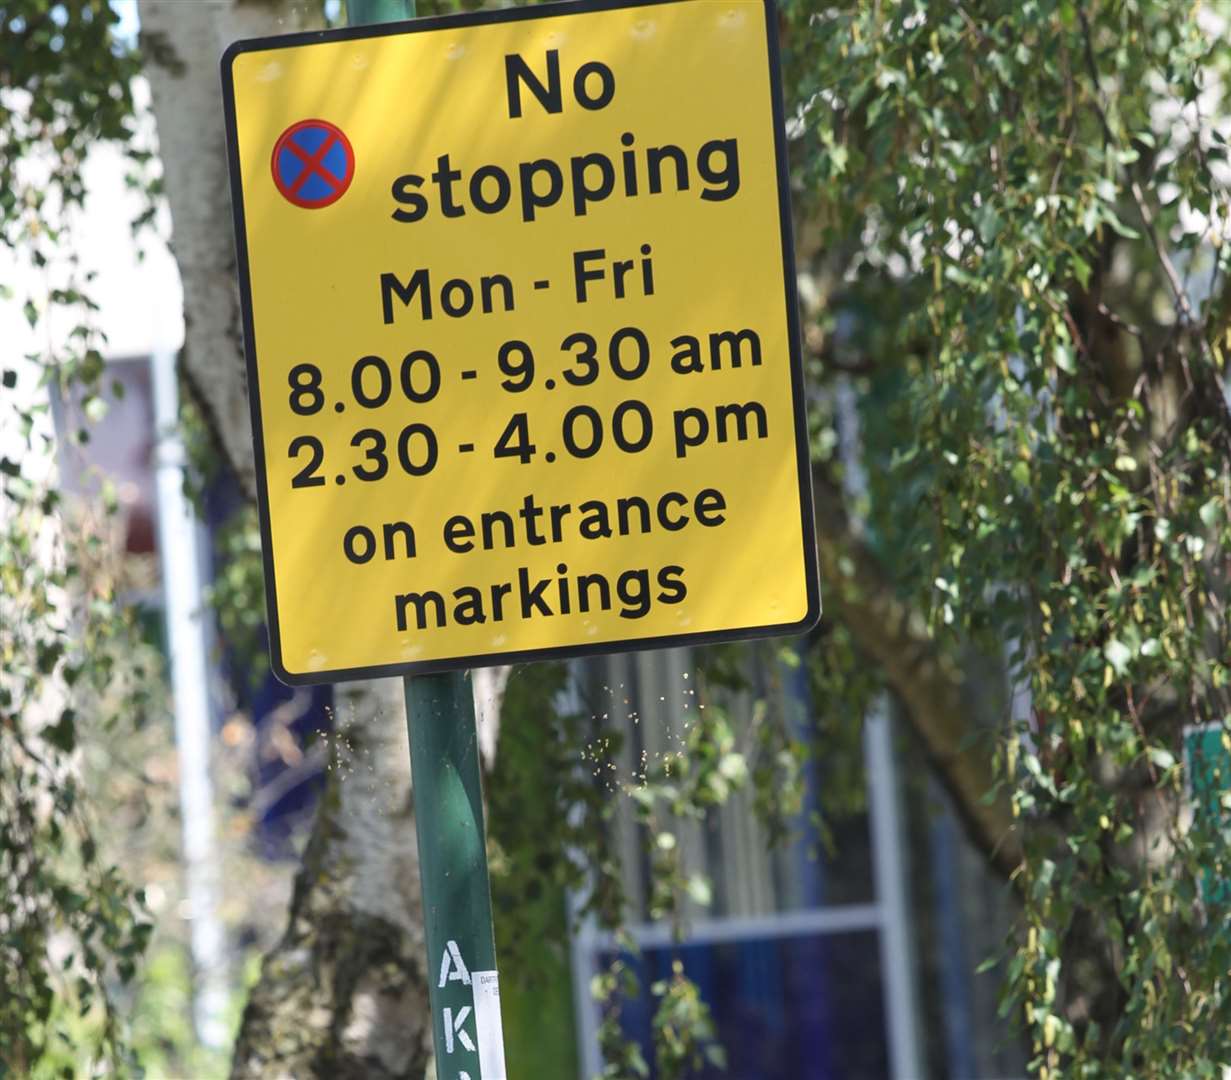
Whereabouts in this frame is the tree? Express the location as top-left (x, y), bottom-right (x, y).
top-left (781, 0), bottom-right (1231, 1071)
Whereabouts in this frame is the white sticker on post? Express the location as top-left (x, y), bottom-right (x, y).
top-left (471, 970), bottom-right (507, 1080)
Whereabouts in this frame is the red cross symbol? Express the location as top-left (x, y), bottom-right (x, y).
top-left (271, 119), bottom-right (355, 209)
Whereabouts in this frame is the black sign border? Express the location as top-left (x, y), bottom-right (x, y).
top-left (221, 0), bottom-right (821, 686)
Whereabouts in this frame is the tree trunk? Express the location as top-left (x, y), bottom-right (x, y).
top-left (136, 0), bottom-right (283, 501)
top-left (230, 680), bottom-right (432, 1079)
top-left (137, 4), bottom-right (432, 1074)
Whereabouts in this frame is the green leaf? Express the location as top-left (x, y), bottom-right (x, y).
top-left (1104, 639), bottom-right (1132, 675)
top-left (1054, 343), bottom-right (1076, 374)
top-left (1147, 747), bottom-right (1176, 772)
top-left (686, 875), bottom-right (713, 907)
top-left (44, 709), bottom-right (77, 754)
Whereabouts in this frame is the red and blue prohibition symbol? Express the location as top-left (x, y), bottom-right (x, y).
top-left (271, 119), bottom-right (355, 209)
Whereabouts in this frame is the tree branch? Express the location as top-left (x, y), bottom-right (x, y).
top-left (812, 468), bottom-right (1023, 882)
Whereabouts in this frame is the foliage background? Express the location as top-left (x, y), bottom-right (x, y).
top-left (781, 0), bottom-right (1231, 1072)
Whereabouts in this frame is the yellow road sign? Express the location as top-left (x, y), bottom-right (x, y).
top-left (223, 0), bottom-right (820, 684)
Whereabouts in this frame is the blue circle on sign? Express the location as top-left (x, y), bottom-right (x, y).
top-left (271, 119), bottom-right (355, 209)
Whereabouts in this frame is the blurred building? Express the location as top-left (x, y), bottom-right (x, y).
top-left (563, 648), bottom-right (1025, 1079)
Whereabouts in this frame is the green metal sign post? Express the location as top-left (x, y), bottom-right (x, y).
top-left (404, 673), bottom-right (504, 1080)
top-left (341, 9), bottom-right (506, 1079)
